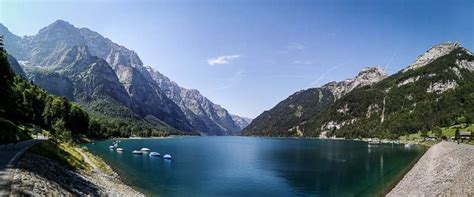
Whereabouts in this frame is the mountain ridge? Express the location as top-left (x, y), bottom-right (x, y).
top-left (0, 20), bottom-right (250, 135)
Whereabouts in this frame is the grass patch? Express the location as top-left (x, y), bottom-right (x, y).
top-left (30, 139), bottom-right (116, 176)
top-left (399, 124), bottom-right (474, 146)
top-left (30, 140), bottom-right (92, 172)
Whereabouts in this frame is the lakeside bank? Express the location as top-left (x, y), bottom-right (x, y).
top-left (7, 141), bottom-right (143, 196)
top-left (388, 141), bottom-right (474, 196)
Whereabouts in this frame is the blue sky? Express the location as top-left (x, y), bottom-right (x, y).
top-left (1, 0), bottom-right (473, 118)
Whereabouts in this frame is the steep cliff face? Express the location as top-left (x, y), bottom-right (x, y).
top-left (242, 67), bottom-right (387, 137)
top-left (147, 67), bottom-right (245, 135)
top-left (7, 54), bottom-right (26, 78)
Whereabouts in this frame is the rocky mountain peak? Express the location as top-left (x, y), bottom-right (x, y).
top-left (49, 20), bottom-right (74, 28)
top-left (323, 66), bottom-right (387, 99)
top-left (403, 42), bottom-right (462, 72)
top-left (357, 66), bottom-right (386, 79)
top-left (37, 20), bottom-right (79, 37)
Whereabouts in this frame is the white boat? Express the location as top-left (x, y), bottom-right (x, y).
top-left (367, 138), bottom-right (381, 145)
top-left (163, 154), bottom-right (172, 160)
top-left (149, 152), bottom-right (161, 157)
top-left (132, 150), bottom-right (143, 154)
top-left (140, 148), bottom-right (151, 152)
top-left (109, 145), bottom-right (115, 149)
top-left (116, 148), bottom-right (124, 152)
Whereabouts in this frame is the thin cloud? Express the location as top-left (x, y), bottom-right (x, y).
top-left (278, 42), bottom-right (306, 54)
top-left (287, 42), bottom-right (305, 51)
top-left (207, 55), bottom-right (241, 66)
top-left (384, 50), bottom-right (397, 73)
top-left (292, 60), bottom-right (313, 65)
top-left (214, 70), bottom-right (245, 91)
top-left (306, 60), bottom-right (351, 88)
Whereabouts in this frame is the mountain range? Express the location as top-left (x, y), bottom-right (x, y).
top-left (0, 20), bottom-right (251, 136)
top-left (243, 42), bottom-right (474, 138)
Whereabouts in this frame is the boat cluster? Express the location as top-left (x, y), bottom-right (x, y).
top-left (109, 141), bottom-right (172, 159)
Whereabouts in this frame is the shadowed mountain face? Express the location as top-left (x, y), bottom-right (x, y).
top-left (244, 43), bottom-right (474, 138)
top-left (0, 20), bottom-right (250, 135)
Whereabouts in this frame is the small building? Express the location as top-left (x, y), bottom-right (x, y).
top-left (460, 131), bottom-right (471, 141)
top-left (424, 136), bottom-right (437, 141)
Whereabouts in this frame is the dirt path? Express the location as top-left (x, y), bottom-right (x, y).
top-left (77, 149), bottom-right (99, 172)
top-left (388, 141), bottom-right (474, 196)
top-left (0, 139), bottom-right (44, 195)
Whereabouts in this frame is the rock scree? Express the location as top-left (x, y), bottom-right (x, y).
top-left (388, 141), bottom-right (474, 196)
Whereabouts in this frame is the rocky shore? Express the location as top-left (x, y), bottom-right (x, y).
top-left (388, 141), bottom-right (474, 196)
top-left (9, 153), bottom-right (143, 196)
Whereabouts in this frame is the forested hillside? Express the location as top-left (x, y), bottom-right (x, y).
top-left (323, 44), bottom-right (474, 139)
top-left (244, 43), bottom-right (474, 139)
top-left (0, 50), bottom-right (189, 143)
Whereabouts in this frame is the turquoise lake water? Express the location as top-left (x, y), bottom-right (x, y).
top-left (86, 137), bottom-right (426, 196)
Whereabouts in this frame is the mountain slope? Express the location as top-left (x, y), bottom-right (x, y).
top-left (0, 20), bottom-right (247, 134)
top-left (242, 67), bottom-right (387, 137)
top-left (147, 67), bottom-right (246, 135)
top-left (231, 114), bottom-right (252, 130)
top-left (244, 42), bottom-right (474, 138)
top-left (321, 43), bottom-right (474, 138)
top-left (21, 20), bottom-right (193, 131)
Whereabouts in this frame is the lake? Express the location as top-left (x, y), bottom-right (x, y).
top-left (86, 137), bottom-right (426, 196)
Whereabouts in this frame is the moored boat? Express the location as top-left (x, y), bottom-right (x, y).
top-left (404, 143), bottom-right (412, 148)
top-left (149, 152), bottom-right (161, 157)
top-left (140, 148), bottom-right (151, 152)
top-left (163, 154), bottom-right (172, 160)
top-left (132, 150), bottom-right (143, 154)
top-left (116, 148), bottom-right (124, 152)
top-left (367, 138), bottom-right (381, 145)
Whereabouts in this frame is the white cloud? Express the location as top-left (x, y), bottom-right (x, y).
top-left (292, 60), bottom-right (313, 65)
top-left (207, 55), bottom-right (241, 66)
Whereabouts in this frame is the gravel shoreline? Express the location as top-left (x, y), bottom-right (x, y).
top-left (388, 141), bottom-right (474, 196)
top-left (10, 153), bottom-right (143, 196)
